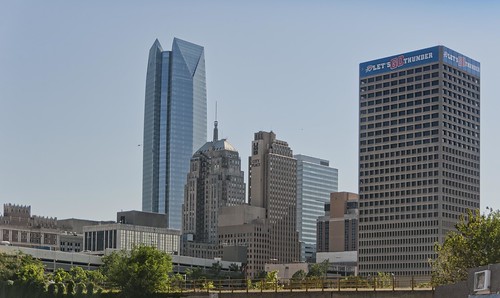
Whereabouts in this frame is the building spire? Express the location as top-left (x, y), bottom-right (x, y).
top-left (213, 101), bottom-right (218, 142)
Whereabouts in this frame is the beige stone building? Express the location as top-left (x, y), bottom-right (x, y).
top-left (317, 192), bottom-right (359, 253)
top-left (219, 131), bottom-right (300, 277)
top-left (182, 121), bottom-right (246, 259)
top-left (0, 203), bottom-right (60, 250)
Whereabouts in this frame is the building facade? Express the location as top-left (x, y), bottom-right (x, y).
top-left (0, 203), bottom-right (60, 250)
top-left (316, 192), bottom-right (358, 253)
top-left (218, 204), bottom-right (267, 277)
top-left (182, 121), bottom-right (246, 258)
top-left (358, 46), bottom-right (480, 276)
top-left (247, 131), bottom-right (300, 275)
top-left (83, 210), bottom-right (180, 254)
top-left (83, 223), bottom-right (180, 254)
top-left (295, 154), bottom-right (338, 261)
top-left (142, 38), bottom-right (207, 229)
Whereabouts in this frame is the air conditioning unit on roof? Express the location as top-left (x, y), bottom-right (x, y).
top-left (473, 270), bottom-right (491, 292)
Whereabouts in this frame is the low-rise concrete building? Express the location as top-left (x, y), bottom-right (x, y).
top-left (83, 223), bottom-right (180, 254)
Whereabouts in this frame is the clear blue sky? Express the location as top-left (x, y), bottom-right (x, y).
top-left (1, 1), bottom-right (499, 220)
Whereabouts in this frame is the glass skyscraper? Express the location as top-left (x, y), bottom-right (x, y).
top-left (295, 154), bottom-right (338, 262)
top-left (142, 38), bottom-right (207, 229)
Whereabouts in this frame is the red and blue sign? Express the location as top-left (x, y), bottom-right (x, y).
top-left (442, 46), bottom-right (480, 78)
top-left (360, 46), bottom-right (439, 78)
top-left (360, 46), bottom-right (480, 78)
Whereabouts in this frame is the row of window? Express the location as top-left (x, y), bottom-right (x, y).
top-left (359, 254), bottom-right (435, 265)
top-left (359, 219), bottom-right (439, 231)
top-left (361, 95), bottom-right (440, 109)
top-left (360, 146), bottom-right (438, 161)
top-left (443, 186), bottom-right (478, 200)
top-left (444, 80), bottom-right (480, 97)
top-left (361, 130), bottom-right (439, 147)
top-left (360, 236), bottom-right (437, 248)
top-left (443, 64), bottom-right (480, 83)
top-left (442, 178), bottom-right (479, 192)
top-left (361, 203), bottom-right (438, 216)
top-left (360, 138), bottom-right (440, 154)
top-left (442, 204), bottom-right (474, 214)
top-left (443, 195), bottom-right (478, 207)
top-left (361, 112), bottom-right (439, 129)
top-left (360, 212), bottom-right (438, 222)
top-left (361, 180), bottom-right (439, 193)
top-left (362, 105), bottom-right (440, 120)
top-left (361, 73), bottom-right (440, 93)
top-left (443, 74), bottom-right (480, 91)
top-left (361, 153), bottom-right (439, 168)
top-left (442, 170), bottom-right (479, 184)
top-left (444, 123), bottom-right (479, 140)
top-left (361, 171), bottom-right (439, 185)
top-left (444, 105), bottom-right (480, 121)
top-left (443, 136), bottom-right (480, 153)
top-left (361, 64), bottom-right (440, 85)
top-left (362, 88), bottom-right (440, 100)
top-left (362, 79), bottom-right (440, 96)
top-left (443, 145), bottom-right (479, 161)
top-left (361, 161), bottom-right (439, 177)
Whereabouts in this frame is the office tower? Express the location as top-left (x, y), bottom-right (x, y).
top-left (182, 121), bottom-right (246, 259)
top-left (219, 131), bottom-right (300, 277)
top-left (142, 38), bottom-right (207, 229)
top-left (248, 131), bottom-right (300, 268)
top-left (358, 46), bottom-right (480, 276)
top-left (295, 154), bottom-right (338, 261)
top-left (316, 192), bottom-right (358, 253)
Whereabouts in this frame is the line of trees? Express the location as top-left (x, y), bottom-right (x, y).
top-left (0, 245), bottom-right (175, 297)
top-left (0, 251), bottom-right (104, 297)
top-left (0, 244), bottom-right (244, 297)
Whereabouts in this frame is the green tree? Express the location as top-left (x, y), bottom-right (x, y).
top-left (168, 273), bottom-right (185, 292)
top-left (51, 268), bottom-right (71, 283)
top-left (86, 269), bottom-right (105, 289)
top-left (17, 262), bottom-right (45, 286)
top-left (0, 252), bottom-right (42, 282)
top-left (307, 260), bottom-right (329, 278)
top-left (291, 269), bottom-right (306, 281)
top-left (375, 272), bottom-right (392, 288)
top-left (263, 270), bottom-right (281, 290)
top-left (290, 269), bottom-right (307, 289)
top-left (100, 249), bottom-right (125, 279)
top-left (69, 266), bottom-right (87, 283)
top-left (185, 267), bottom-right (205, 280)
top-left (431, 209), bottom-right (500, 286)
top-left (101, 245), bottom-right (173, 297)
top-left (209, 262), bottom-right (222, 279)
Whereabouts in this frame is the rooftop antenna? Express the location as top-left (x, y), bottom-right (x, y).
top-left (213, 101), bottom-right (218, 142)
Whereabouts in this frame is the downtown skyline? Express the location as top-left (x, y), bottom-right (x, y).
top-left (1, 1), bottom-right (499, 221)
